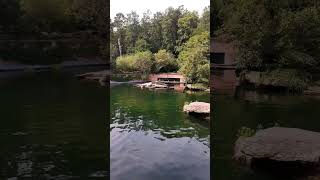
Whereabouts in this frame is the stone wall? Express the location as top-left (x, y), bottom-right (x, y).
top-left (149, 73), bottom-right (186, 83)
top-left (210, 38), bottom-right (237, 65)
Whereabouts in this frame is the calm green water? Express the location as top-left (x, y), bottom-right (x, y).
top-left (110, 84), bottom-right (210, 180)
top-left (213, 89), bottom-right (320, 180)
top-left (0, 70), bottom-right (108, 179)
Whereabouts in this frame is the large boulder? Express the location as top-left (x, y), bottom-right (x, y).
top-left (183, 102), bottom-right (210, 114)
top-left (234, 127), bottom-right (320, 165)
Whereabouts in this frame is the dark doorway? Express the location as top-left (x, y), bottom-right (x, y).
top-left (211, 53), bottom-right (225, 64)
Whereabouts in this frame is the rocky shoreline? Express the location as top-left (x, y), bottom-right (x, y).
top-left (0, 58), bottom-right (107, 72)
top-left (77, 70), bottom-right (109, 86)
top-left (135, 81), bottom-right (170, 89)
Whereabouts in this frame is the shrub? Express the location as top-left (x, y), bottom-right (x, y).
top-left (154, 49), bottom-right (178, 72)
top-left (116, 51), bottom-right (153, 74)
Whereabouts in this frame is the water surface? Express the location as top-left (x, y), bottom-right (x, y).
top-left (213, 89), bottom-right (320, 180)
top-left (110, 84), bottom-right (210, 180)
top-left (0, 70), bottom-right (108, 179)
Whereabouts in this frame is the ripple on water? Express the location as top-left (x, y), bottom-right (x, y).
top-left (111, 129), bottom-right (210, 180)
top-left (111, 84), bottom-right (210, 179)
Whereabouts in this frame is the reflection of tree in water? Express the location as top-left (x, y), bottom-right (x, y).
top-left (111, 106), bottom-right (209, 140)
top-left (0, 72), bottom-right (108, 178)
top-left (1, 143), bottom-right (109, 179)
top-left (111, 85), bottom-right (210, 145)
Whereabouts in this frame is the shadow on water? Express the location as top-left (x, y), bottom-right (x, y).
top-left (0, 69), bottom-right (108, 179)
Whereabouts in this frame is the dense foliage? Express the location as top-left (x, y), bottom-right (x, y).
top-left (0, 0), bottom-right (109, 64)
top-left (0, 0), bottom-right (108, 33)
top-left (112, 6), bottom-right (210, 84)
top-left (214, 0), bottom-right (320, 77)
top-left (178, 31), bottom-right (210, 84)
top-left (154, 50), bottom-right (178, 73)
top-left (116, 51), bottom-right (153, 75)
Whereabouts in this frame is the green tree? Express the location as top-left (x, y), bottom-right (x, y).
top-left (149, 12), bottom-right (164, 53)
top-left (196, 6), bottom-right (210, 34)
top-left (134, 39), bottom-right (151, 52)
top-left (212, 0), bottom-right (224, 34)
top-left (177, 11), bottom-right (199, 48)
top-left (277, 6), bottom-right (320, 71)
top-left (223, 0), bottom-right (320, 72)
top-left (0, 0), bottom-right (22, 31)
top-left (140, 11), bottom-right (152, 45)
top-left (125, 11), bottom-right (141, 53)
top-left (111, 6), bottom-right (211, 73)
top-left (111, 13), bottom-right (128, 57)
top-left (178, 31), bottom-right (210, 84)
top-left (71, 0), bottom-right (109, 32)
top-left (154, 49), bottom-right (178, 72)
top-left (161, 6), bottom-right (184, 54)
top-left (21, 0), bottom-right (72, 32)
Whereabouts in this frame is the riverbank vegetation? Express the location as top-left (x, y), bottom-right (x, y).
top-left (213, 0), bottom-right (320, 92)
top-left (0, 0), bottom-right (109, 64)
top-left (0, 0), bottom-right (108, 34)
top-left (111, 6), bottom-right (210, 85)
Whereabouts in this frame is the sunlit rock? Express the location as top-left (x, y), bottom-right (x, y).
top-left (183, 102), bottom-right (210, 114)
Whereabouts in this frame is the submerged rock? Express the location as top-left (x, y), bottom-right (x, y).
top-left (183, 102), bottom-right (210, 114)
top-left (234, 127), bottom-right (320, 176)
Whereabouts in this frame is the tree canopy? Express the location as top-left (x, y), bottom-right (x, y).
top-left (178, 31), bottom-right (210, 84)
top-left (0, 0), bottom-right (109, 33)
top-left (112, 6), bottom-right (210, 84)
top-left (214, 0), bottom-right (320, 76)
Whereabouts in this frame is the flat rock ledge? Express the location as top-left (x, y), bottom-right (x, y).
top-left (183, 102), bottom-right (210, 114)
top-left (305, 86), bottom-right (320, 95)
top-left (77, 70), bottom-right (109, 86)
top-left (135, 82), bottom-right (169, 89)
top-left (234, 127), bottom-right (320, 178)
